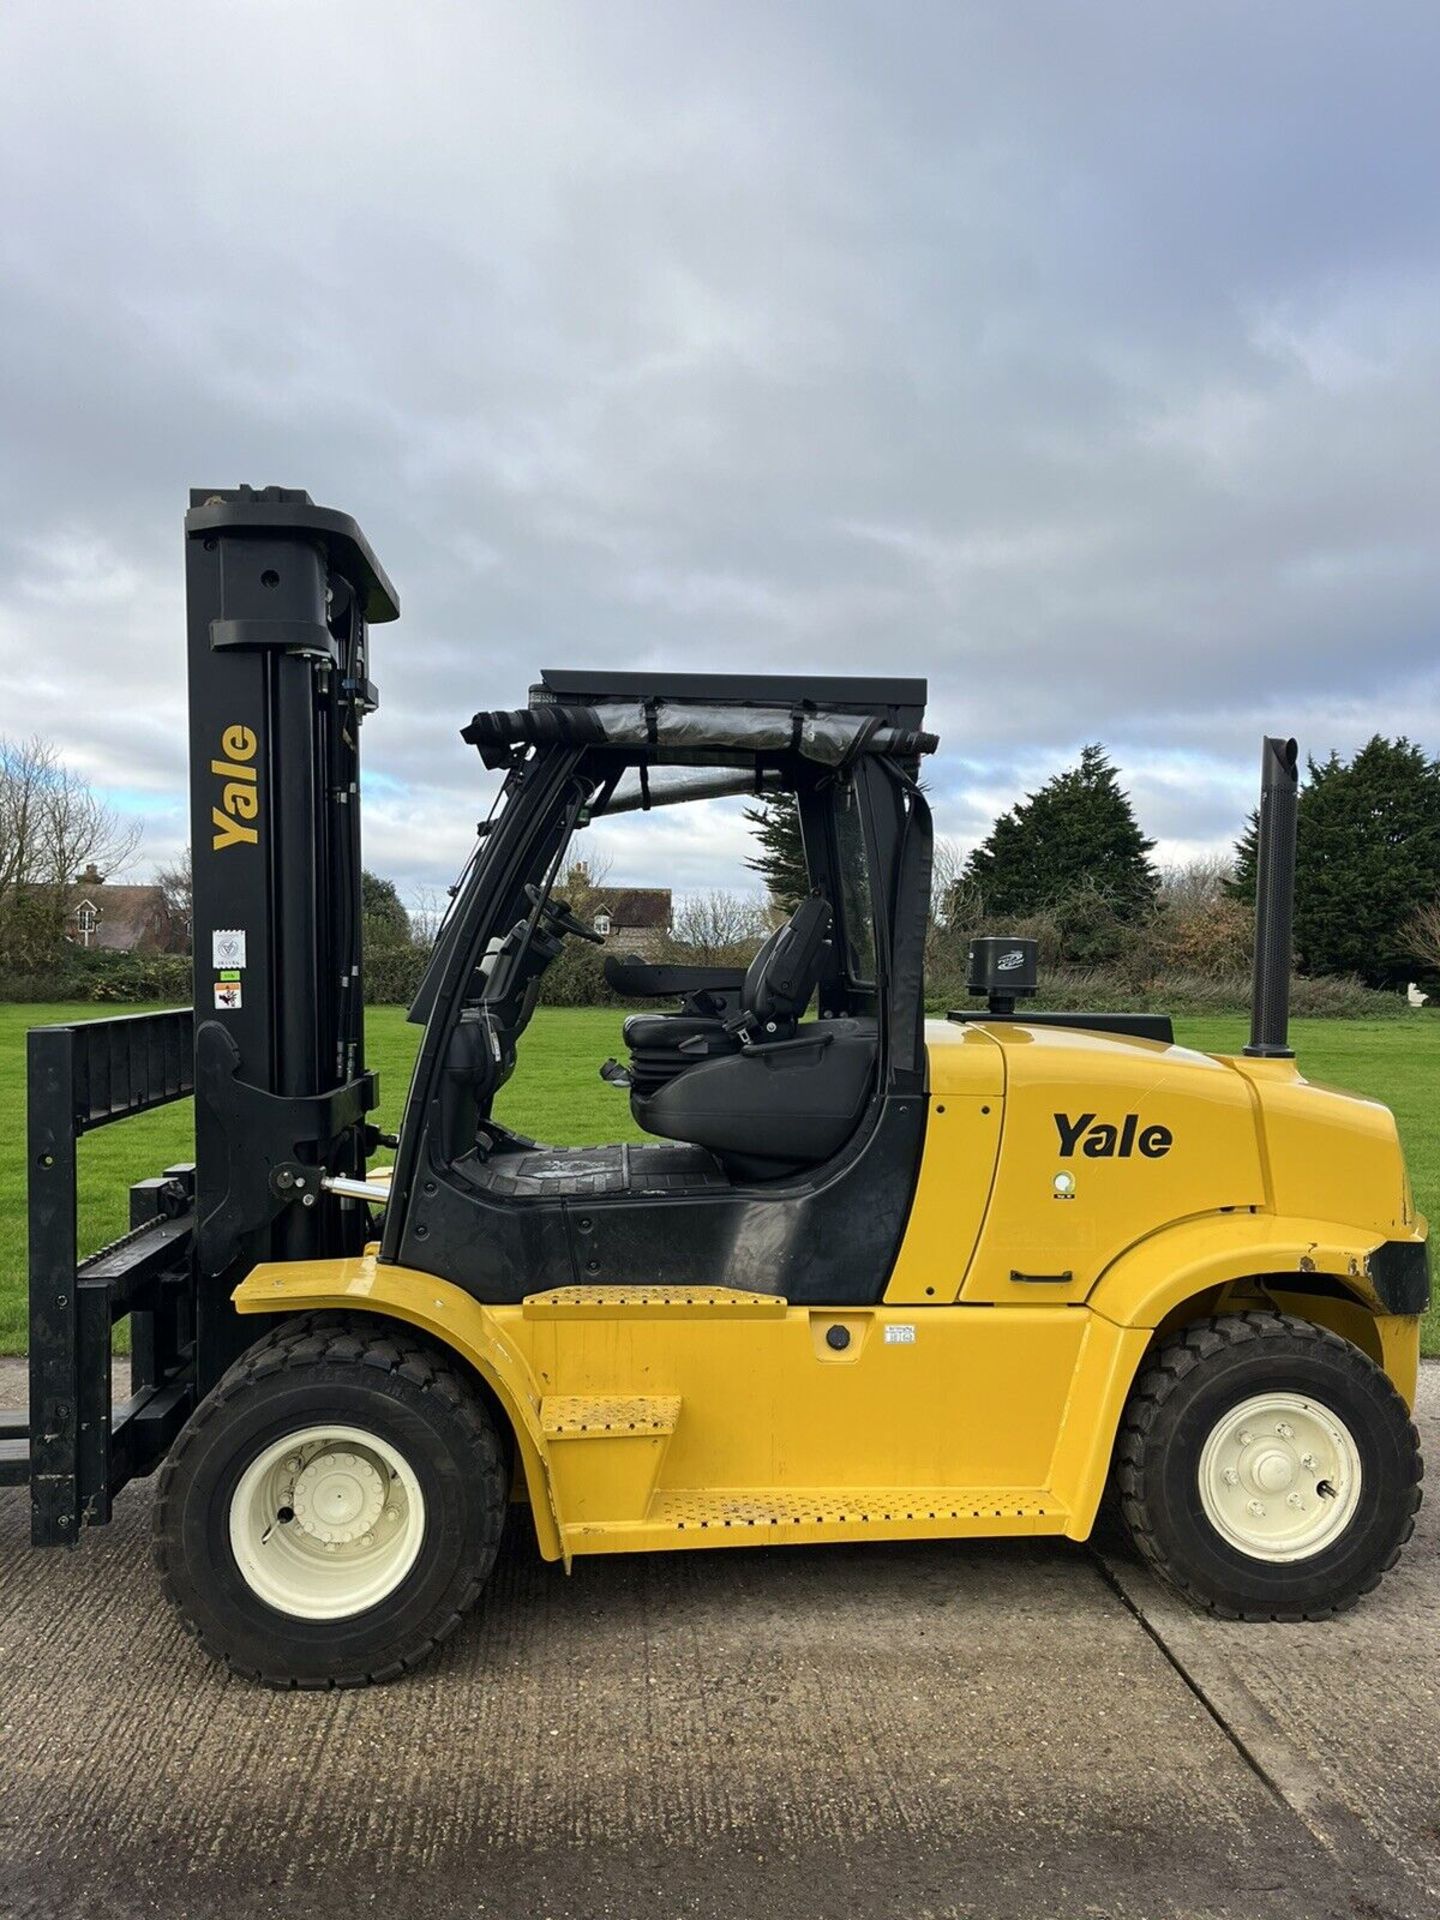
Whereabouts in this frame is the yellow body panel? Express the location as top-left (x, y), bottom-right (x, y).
top-left (236, 1256), bottom-right (1142, 1553)
top-left (233, 1018), bottom-right (1426, 1564)
top-left (900, 1021), bottom-right (1266, 1305)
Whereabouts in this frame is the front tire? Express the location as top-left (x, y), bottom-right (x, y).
top-left (1114, 1312), bottom-right (1422, 1619)
top-left (154, 1315), bottom-right (508, 1687)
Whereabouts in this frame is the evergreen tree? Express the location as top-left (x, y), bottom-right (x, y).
top-left (962, 744), bottom-right (1158, 920)
top-left (361, 870), bottom-right (411, 949)
top-left (1232, 737), bottom-right (1440, 985)
top-left (743, 794), bottom-right (809, 910)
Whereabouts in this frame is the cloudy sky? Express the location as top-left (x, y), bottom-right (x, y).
top-left (3, 2), bottom-right (1439, 903)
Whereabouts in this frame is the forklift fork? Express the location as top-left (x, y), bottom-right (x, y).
top-left (1, 1010), bottom-right (198, 1544)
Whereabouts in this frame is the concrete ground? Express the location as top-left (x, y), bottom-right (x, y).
top-left (0, 1362), bottom-right (1435, 1920)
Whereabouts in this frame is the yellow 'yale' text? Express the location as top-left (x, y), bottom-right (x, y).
top-left (212, 723), bottom-right (259, 850)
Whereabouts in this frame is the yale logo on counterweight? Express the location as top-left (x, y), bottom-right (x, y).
top-left (1053, 1111), bottom-right (1173, 1159)
top-left (211, 724), bottom-right (259, 850)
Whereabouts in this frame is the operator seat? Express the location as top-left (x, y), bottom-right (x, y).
top-left (624, 895), bottom-right (879, 1180)
top-left (619, 894), bottom-right (833, 1095)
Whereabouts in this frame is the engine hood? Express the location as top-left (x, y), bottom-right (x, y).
top-left (918, 1018), bottom-right (1412, 1306)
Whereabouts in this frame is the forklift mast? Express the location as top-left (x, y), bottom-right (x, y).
top-left (4, 490), bottom-right (399, 1543)
top-left (184, 487), bottom-right (399, 1375)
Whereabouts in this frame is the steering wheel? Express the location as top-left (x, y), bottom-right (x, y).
top-left (525, 883), bottom-right (606, 945)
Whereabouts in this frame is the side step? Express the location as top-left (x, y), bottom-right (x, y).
top-left (541, 1394), bottom-right (682, 1528)
top-left (564, 1486), bottom-right (1070, 1554)
top-left (542, 1394), bottom-right (681, 1438)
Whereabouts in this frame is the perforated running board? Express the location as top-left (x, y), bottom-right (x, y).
top-left (563, 1486), bottom-right (1070, 1553)
top-left (653, 1488), bottom-right (1064, 1528)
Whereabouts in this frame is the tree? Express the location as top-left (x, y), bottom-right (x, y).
top-left (552, 855), bottom-right (611, 912)
top-left (667, 890), bottom-right (769, 962)
top-left (1233, 737), bottom-right (1440, 986)
top-left (743, 794), bottom-right (808, 910)
top-left (156, 850), bottom-right (193, 950)
top-left (361, 870), bottom-right (411, 949)
top-left (962, 744), bottom-right (1158, 924)
top-left (1401, 898), bottom-right (1440, 976)
top-left (0, 734), bottom-right (141, 968)
top-left (1158, 854), bottom-right (1236, 913)
top-left (407, 885), bottom-right (448, 949)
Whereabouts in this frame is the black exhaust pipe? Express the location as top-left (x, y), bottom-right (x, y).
top-left (1245, 736), bottom-right (1300, 1059)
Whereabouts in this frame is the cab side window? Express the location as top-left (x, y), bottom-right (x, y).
top-left (833, 781), bottom-right (876, 986)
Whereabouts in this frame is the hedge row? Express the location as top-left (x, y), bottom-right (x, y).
top-left (926, 964), bottom-right (1406, 1020)
top-left (0, 946), bottom-right (1407, 1021)
top-left (0, 951), bottom-right (192, 1004)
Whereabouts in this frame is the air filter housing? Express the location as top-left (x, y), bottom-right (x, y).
top-left (966, 937), bottom-right (1039, 1015)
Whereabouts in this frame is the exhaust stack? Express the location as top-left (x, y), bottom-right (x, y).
top-left (1245, 736), bottom-right (1300, 1059)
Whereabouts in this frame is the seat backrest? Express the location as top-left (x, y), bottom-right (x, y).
top-left (742, 894), bottom-right (833, 1027)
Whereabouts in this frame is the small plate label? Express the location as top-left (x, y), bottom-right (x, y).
top-left (213, 929), bottom-right (247, 968)
top-left (883, 1324), bottom-right (916, 1345)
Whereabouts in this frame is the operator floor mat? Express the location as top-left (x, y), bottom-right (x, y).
top-left (457, 1139), bottom-right (731, 1198)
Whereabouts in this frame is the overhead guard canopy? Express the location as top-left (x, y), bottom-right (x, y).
top-left (461, 669), bottom-right (937, 771)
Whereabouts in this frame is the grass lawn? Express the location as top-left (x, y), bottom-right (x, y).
top-left (1, 1004), bottom-right (1435, 1355)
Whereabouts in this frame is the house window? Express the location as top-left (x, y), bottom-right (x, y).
top-left (594, 911), bottom-right (612, 936)
top-left (76, 902), bottom-right (98, 947)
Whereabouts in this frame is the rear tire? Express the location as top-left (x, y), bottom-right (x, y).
top-left (1114, 1311), bottom-right (1422, 1619)
top-left (154, 1315), bottom-right (508, 1687)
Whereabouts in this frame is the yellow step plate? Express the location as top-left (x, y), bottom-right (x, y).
top-left (524, 1285), bottom-right (786, 1321)
top-left (542, 1394), bottom-right (682, 1439)
top-left (564, 1487), bottom-right (1069, 1554)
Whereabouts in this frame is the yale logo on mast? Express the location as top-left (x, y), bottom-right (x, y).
top-left (212, 724), bottom-right (260, 850)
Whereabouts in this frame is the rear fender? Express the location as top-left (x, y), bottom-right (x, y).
top-left (1052, 1212), bottom-right (1424, 1538)
top-left (1087, 1212), bottom-right (1423, 1406)
top-left (1090, 1211), bottom-right (1402, 1321)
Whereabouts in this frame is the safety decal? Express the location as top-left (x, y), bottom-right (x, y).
top-left (214, 980), bottom-right (242, 1010)
top-left (213, 929), bottom-right (247, 968)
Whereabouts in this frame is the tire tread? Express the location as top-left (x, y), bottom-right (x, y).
top-left (1114, 1310), bottom-right (1422, 1620)
top-left (153, 1313), bottom-right (507, 1689)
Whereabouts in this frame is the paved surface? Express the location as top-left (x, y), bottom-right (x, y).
top-left (0, 1360), bottom-right (1435, 1920)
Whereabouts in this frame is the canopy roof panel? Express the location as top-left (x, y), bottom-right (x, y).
top-left (538, 667), bottom-right (926, 727)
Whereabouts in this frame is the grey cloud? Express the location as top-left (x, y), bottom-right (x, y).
top-left (2, 1), bottom-right (1438, 899)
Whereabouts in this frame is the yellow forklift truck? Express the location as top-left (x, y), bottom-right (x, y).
top-left (2, 489), bottom-right (1426, 1687)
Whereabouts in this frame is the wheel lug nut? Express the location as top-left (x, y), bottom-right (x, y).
top-left (1223, 1468), bottom-right (1240, 1486)
top-left (361, 1532), bottom-right (374, 1547)
top-left (1276, 1422), bottom-right (1294, 1440)
top-left (385, 1507), bottom-right (399, 1523)
top-left (1247, 1499), bottom-right (1266, 1517)
top-left (1286, 1493), bottom-right (1304, 1509)
top-left (1238, 1431), bottom-right (1253, 1446)
top-left (1300, 1453), bottom-right (1316, 1470)
top-left (285, 1457), bottom-right (301, 1472)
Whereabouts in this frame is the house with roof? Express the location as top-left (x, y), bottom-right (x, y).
top-left (66, 863), bottom-right (187, 954)
top-left (567, 864), bottom-right (672, 956)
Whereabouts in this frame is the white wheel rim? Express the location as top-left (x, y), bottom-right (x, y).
top-left (228, 1425), bottom-right (427, 1621)
top-left (1198, 1391), bottom-right (1362, 1563)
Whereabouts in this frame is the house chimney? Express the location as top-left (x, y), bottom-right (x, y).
top-left (77, 861), bottom-right (105, 886)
